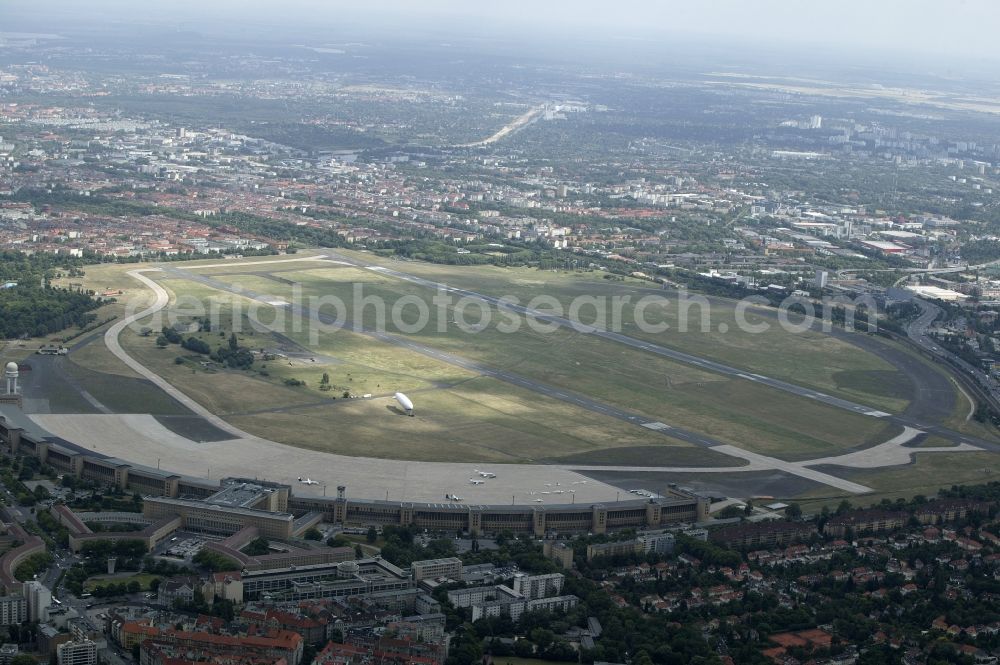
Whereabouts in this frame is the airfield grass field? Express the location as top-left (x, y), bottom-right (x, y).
top-left (333, 251), bottom-right (915, 412)
top-left (796, 450), bottom-right (1000, 509)
top-left (183, 262), bottom-right (901, 460)
top-left (843, 451), bottom-right (1000, 495)
top-left (68, 333), bottom-right (144, 379)
top-left (911, 435), bottom-right (959, 448)
top-left (225, 376), bottom-right (712, 464)
top-left (38, 253), bottom-right (999, 481)
top-left (38, 251), bottom-right (937, 423)
top-left (940, 377), bottom-right (1000, 441)
top-left (117, 264), bottom-right (899, 461)
top-left (110, 277), bottom-right (700, 463)
top-left (122, 330), bottom-right (703, 464)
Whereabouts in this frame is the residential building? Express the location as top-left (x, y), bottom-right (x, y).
top-left (709, 521), bottom-right (817, 549)
top-left (411, 558), bottom-right (463, 583)
top-left (57, 639), bottom-right (98, 665)
top-left (0, 596), bottom-right (25, 626)
top-left (23, 580), bottom-right (51, 622)
top-left (512, 573), bottom-right (564, 600)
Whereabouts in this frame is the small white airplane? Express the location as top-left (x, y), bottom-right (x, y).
top-left (445, 494), bottom-right (464, 502)
top-left (297, 477), bottom-right (320, 485)
top-left (473, 470), bottom-right (496, 479)
top-left (469, 479), bottom-right (485, 485)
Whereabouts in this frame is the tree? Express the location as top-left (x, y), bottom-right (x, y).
top-left (716, 504), bottom-right (746, 520)
top-left (155, 336), bottom-right (169, 348)
top-left (243, 537), bottom-right (271, 556)
top-left (366, 527), bottom-right (378, 543)
top-left (10, 655), bottom-right (38, 665)
top-left (327, 535), bottom-right (350, 548)
top-left (161, 326), bottom-right (182, 344)
top-left (786, 503), bottom-right (803, 519)
top-left (228, 332), bottom-right (238, 351)
top-left (633, 651), bottom-right (654, 665)
top-left (193, 549), bottom-right (239, 572)
top-left (182, 336), bottom-right (211, 355)
top-left (303, 527), bottom-right (322, 541)
top-left (513, 639), bottom-right (535, 658)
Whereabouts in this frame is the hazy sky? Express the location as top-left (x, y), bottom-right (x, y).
top-left (11, 0), bottom-right (1000, 64)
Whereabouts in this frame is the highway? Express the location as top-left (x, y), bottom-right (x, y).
top-left (838, 256), bottom-right (1000, 280)
top-left (899, 292), bottom-right (1000, 415)
top-left (454, 104), bottom-right (546, 148)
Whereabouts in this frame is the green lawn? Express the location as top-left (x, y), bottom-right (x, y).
top-left (84, 572), bottom-right (160, 592)
top-left (491, 657), bottom-right (571, 665)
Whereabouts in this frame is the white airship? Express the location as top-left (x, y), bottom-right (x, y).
top-left (394, 392), bottom-right (414, 416)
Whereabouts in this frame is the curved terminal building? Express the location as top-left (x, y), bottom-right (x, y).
top-left (0, 405), bottom-right (708, 537)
